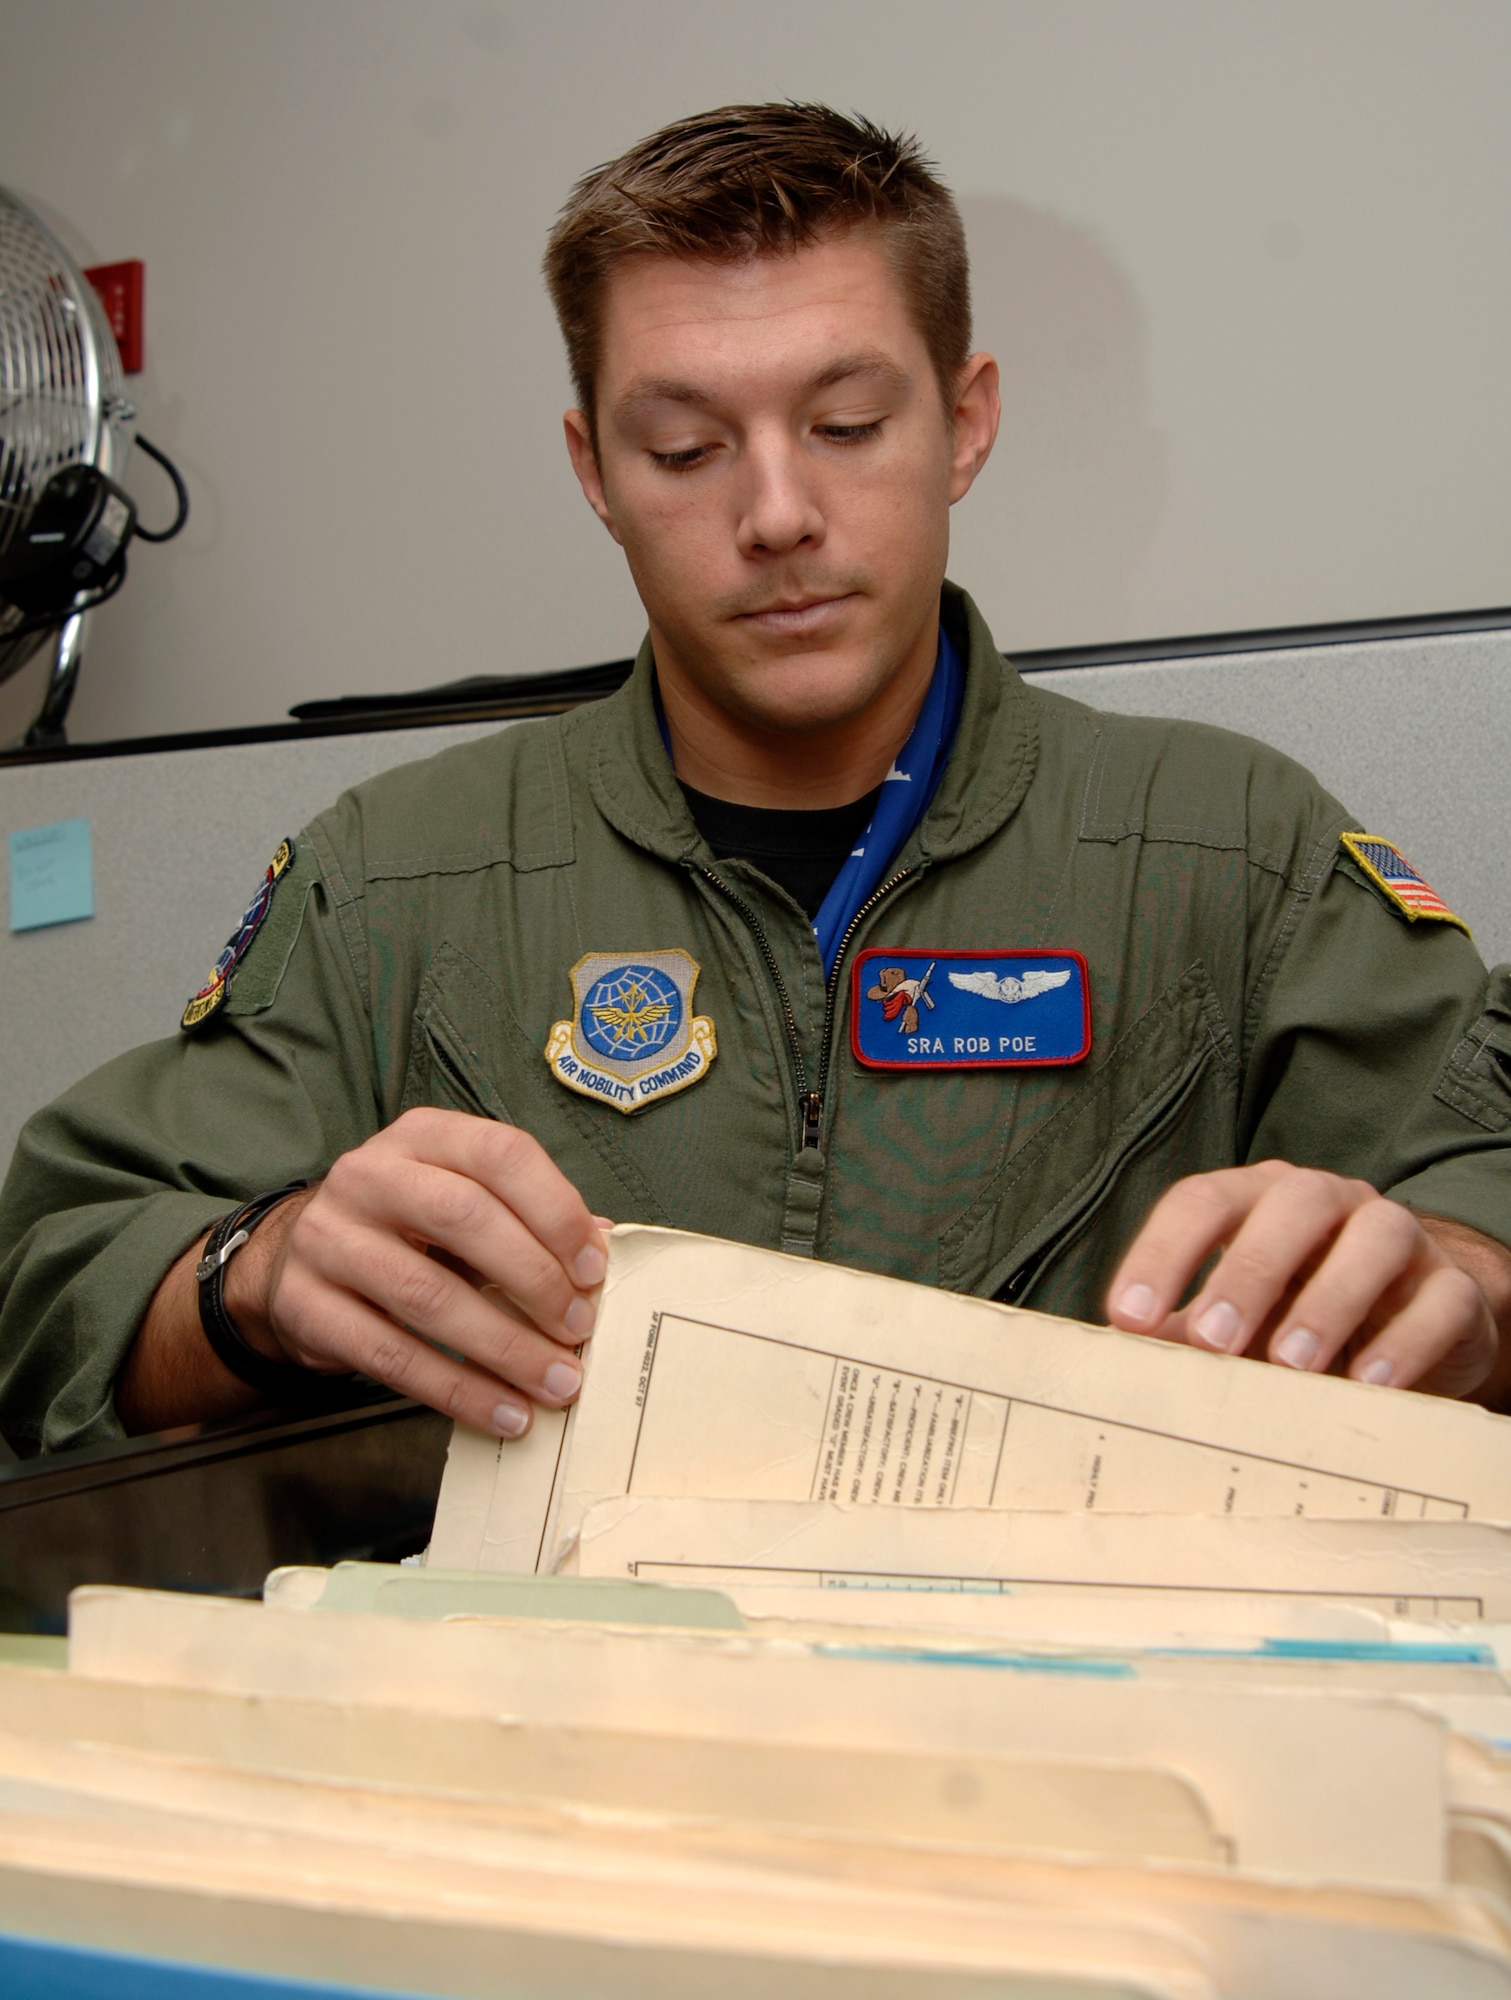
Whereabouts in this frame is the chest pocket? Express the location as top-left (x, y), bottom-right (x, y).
top-left (402, 945), bottom-right (515, 1123)
top-left (939, 963), bottom-right (1238, 1316)
top-left (400, 942), bottom-right (671, 1224)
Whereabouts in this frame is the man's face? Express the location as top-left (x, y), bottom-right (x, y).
top-left (565, 232), bottom-right (999, 744)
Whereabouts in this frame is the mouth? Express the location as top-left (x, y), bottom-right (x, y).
top-left (733, 593), bottom-right (857, 639)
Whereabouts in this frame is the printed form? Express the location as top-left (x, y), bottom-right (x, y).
top-left (573, 1496), bottom-right (1511, 1621)
top-left (428, 1226), bottom-right (1511, 1578)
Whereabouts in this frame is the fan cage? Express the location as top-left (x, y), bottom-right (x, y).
top-left (0, 186), bottom-right (136, 683)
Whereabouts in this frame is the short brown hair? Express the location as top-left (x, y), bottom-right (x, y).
top-left (544, 103), bottom-right (971, 431)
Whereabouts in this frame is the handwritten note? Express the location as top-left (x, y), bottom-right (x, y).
top-left (8, 818), bottom-right (94, 932)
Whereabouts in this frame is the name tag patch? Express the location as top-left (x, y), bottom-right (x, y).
top-left (851, 949), bottom-right (1091, 1070)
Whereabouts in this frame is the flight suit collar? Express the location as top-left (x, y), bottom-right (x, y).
top-left (583, 580), bottom-right (1038, 867)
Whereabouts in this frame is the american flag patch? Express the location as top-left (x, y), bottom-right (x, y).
top-left (1339, 832), bottom-right (1470, 936)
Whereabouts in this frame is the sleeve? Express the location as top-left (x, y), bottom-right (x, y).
top-left (1239, 842), bottom-right (1511, 1251)
top-left (0, 830), bottom-right (381, 1457)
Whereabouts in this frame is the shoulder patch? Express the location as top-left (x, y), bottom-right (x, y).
top-left (181, 838), bottom-right (296, 1031)
top-left (1338, 832), bottom-right (1470, 937)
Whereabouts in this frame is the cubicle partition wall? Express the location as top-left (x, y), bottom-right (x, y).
top-left (0, 616), bottom-right (1505, 1184)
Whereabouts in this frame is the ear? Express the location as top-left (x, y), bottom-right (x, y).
top-left (563, 409), bottom-right (624, 545)
top-left (946, 351), bottom-right (1002, 506)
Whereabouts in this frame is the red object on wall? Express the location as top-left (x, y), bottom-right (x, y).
top-left (82, 259), bottom-right (144, 374)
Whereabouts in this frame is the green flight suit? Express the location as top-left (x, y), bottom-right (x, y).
top-left (2, 584), bottom-right (1509, 1455)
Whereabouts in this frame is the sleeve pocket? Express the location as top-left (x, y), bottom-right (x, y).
top-left (1435, 966), bottom-right (1511, 1132)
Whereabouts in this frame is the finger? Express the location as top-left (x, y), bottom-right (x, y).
top-left (1345, 1262), bottom-right (1496, 1397)
top-left (277, 1221), bottom-right (586, 1408)
top-left (378, 1110), bottom-right (607, 1290)
top-left (402, 1158), bottom-right (594, 1343)
top-left (1107, 1163), bottom-right (1291, 1334)
top-left (277, 1278), bottom-right (540, 1440)
top-left (322, 1147), bottom-right (592, 1344)
top-left (1265, 1198), bottom-right (1422, 1374)
top-left (1178, 1169), bottom-right (1377, 1356)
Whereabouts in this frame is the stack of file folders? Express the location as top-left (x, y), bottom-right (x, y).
top-left (4, 1224), bottom-right (1511, 1998)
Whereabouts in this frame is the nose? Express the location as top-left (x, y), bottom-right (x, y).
top-left (734, 426), bottom-right (826, 559)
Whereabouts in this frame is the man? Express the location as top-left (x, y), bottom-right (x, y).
top-left (1, 104), bottom-right (1508, 1458)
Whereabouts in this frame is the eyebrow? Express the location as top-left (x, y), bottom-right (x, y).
top-left (612, 350), bottom-right (911, 425)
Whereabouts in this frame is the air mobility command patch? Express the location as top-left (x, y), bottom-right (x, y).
top-left (852, 948), bottom-right (1092, 1070)
top-left (180, 838), bottom-right (296, 1031)
top-left (546, 950), bottom-right (717, 1112)
top-left (1339, 833), bottom-right (1471, 937)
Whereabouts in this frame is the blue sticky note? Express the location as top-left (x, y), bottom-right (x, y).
top-left (8, 817), bottom-right (94, 932)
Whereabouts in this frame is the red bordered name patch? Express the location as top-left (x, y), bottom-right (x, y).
top-left (852, 948), bottom-right (1092, 1070)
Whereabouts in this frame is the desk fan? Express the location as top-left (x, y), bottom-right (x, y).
top-left (0, 186), bottom-right (187, 747)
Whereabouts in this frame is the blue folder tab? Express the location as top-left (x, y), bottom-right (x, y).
top-left (0, 1930), bottom-right (442, 2000)
top-left (8, 817), bottom-right (94, 932)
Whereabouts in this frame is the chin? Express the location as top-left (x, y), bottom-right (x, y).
top-left (731, 667), bottom-right (888, 737)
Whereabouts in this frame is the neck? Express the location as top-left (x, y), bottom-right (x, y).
top-left (655, 619), bottom-right (940, 810)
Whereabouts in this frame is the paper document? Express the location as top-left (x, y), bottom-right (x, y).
top-left (429, 1226), bottom-right (1511, 1575)
top-left (574, 1497), bottom-right (1511, 1621)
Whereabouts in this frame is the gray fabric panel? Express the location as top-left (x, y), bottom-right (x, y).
top-left (0, 722), bottom-right (510, 1174)
top-left (1025, 629), bottom-right (1509, 965)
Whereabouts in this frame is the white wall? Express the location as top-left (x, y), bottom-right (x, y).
top-left (1, 0), bottom-right (1508, 745)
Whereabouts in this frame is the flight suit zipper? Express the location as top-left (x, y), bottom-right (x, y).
top-left (700, 868), bottom-right (914, 1152)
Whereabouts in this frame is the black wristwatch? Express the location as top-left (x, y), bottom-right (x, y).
top-left (195, 1183), bottom-right (340, 1403)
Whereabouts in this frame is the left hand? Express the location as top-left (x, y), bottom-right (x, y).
top-left (1105, 1161), bottom-right (1498, 1398)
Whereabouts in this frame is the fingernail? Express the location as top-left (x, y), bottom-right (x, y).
top-left (1192, 1301), bottom-right (1243, 1352)
top-left (491, 1402), bottom-right (529, 1438)
top-left (573, 1243), bottom-right (607, 1287)
top-left (1274, 1327), bottom-right (1321, 1371)
top-left (543, 1359), bottom-right (582, 1402)
top-left (1116, 1283), bottom-right (1158, 1326)
top-left (1358, 1357), bottom-right (1395, 1387)
top-left (563, 1295), bottom-right (596, 1338)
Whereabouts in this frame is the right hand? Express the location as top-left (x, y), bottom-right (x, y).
top-left (223, 1108), bottom-right (607, 1439)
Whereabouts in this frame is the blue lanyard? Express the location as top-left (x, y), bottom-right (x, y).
top-left (811, 623), bottom-right (963, 974)
top-left (657, 621), bottom-right (965, 975)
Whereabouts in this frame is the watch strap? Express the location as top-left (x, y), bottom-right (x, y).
top-left (195, 1183), bottom-right (342, 1403)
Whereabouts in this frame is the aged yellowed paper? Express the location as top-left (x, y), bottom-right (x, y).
top-left (431, 1226), bottom-right (1511, 1575)
top-left (574, 1495), bottom-right (1511, 1621)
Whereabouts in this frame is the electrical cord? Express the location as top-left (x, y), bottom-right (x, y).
top-left (130, 433), bottom-right (190, 542)
top-left (0, 558), bottom-right (128, 642)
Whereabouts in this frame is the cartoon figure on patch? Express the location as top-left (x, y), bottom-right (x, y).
top-left (865, 962), bottom-right (937, 1036)
top-left (546, 949), bottom-right (717, 1113)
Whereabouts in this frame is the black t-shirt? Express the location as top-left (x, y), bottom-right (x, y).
top-left (681, 782), bottom-right (882, 919)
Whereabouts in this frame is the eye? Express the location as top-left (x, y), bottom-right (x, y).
top-left (649, 443), bottom-right (716, 472)
top-left (815, 420), bottom-right (884, 446)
